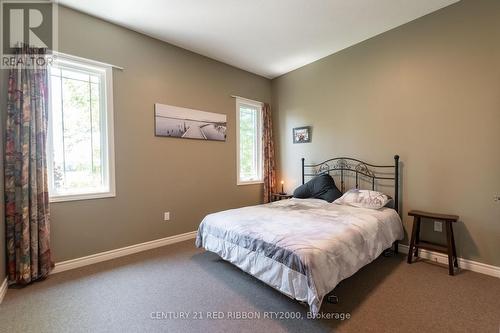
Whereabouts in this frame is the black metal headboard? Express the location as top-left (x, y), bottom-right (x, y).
top-left (301, 155), bottom-right (400, 214)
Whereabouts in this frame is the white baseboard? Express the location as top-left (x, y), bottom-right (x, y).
top-left (52, 231), bottom-right (197, 274)
top-left (399, 244), bottom-right (500, 278)
top-left (0, 277), bottom-right (7, 305)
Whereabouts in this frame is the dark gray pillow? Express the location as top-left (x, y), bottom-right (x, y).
top-left (293, 174), bottom-right (343, 203)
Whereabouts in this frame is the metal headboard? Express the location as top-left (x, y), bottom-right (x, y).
top-left (301, 155), bottom-right (400, 214)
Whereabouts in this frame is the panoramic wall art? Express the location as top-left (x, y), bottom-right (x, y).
top-left (155, 103), bottom-right (227, 141)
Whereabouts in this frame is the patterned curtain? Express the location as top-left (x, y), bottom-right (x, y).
top-left (4, 47), bottom-right (53, 285)
top-left (262, 103), bottom-right (276, 203)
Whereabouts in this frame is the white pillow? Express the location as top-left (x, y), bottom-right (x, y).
top-left (333, 189), bottom-right (391, 210)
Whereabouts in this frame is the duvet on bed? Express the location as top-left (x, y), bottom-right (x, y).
top-left (195, 198), bottom-right (403, 314)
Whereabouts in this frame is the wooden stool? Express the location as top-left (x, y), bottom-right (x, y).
top-left (407, 210), bottom-right (459, 275)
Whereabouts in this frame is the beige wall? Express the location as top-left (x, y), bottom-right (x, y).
top-left (48, 6), bottom-right (271, 261)
top-left (272, 0), bottom-right (500, 266)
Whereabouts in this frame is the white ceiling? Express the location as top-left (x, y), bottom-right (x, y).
top-left (59, 0), bottom-right (459, 79)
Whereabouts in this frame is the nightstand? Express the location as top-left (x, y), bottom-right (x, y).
top-left (271, 193), bottom-right (293, 202)
top-left (407, 210), bottom-right (459, 275)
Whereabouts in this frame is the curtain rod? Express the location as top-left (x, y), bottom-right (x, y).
top-left (230, 95), bottom-right (264, 105)
top-left (53, 51), bottom-right (125, 70)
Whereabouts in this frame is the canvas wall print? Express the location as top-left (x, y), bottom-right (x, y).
top-left (155, 103), bottom-right (227, 141)
top-left (293, 126), bottom-right (311, 143)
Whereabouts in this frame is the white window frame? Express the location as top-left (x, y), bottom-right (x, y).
top-left (235, 97), bottom-right (264, 185)
top-left (47, 53), bottom-right (116, 202)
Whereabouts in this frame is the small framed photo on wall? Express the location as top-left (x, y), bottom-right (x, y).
top-left (293, 126), bottom-right (311, 144)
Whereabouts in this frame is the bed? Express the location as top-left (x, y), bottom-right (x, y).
top-left (196, 156), bottom-right (404, 314)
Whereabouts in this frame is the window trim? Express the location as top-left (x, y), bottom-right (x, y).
top-left (235, 97), bottom-right (264, 186)
top-left (47, 53), bottom-right (116, 203)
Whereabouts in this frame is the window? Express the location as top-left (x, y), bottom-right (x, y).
top-left (236, 98), bottom-right (263, 185)
top-left (47, 54), bottom-right (115, 202)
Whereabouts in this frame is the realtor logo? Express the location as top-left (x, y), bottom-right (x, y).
top-left (1, 0), bottom-right (57, 68)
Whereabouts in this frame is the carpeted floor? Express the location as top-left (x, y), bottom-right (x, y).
top-left (0, 240), bottom-right (499, 333)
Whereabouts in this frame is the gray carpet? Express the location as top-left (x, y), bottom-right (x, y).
top-left (0, 240), bottom-right (499, 333)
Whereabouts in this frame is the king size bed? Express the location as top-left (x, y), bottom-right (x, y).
top-left (196, 156), bottom-right (403, 314)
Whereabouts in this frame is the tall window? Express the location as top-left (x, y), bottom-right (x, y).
top-left (47, 54), bottom-right (115, 202)
top-left (236, 98), bottom-right (263, 185)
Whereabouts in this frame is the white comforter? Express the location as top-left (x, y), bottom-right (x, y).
top-left (195, 198), bottom-right (403, 314)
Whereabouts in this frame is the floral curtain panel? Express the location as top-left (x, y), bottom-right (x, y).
top-left (4, 47), bottom-right (53, 285)
top-left (262, 103), bottom-right (276, 203)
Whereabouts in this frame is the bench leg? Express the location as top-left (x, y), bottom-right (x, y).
top-left (446, 221), bottom-right (454, 275)
top-left (450, 223), bottom-right (458, 268)
top-left (407, 216), bottom-right (419, 264)
top-left (414, 218), bottom-right (421, 258)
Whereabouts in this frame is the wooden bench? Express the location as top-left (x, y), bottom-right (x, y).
top-left (407, 210), bottom-right (459, 275)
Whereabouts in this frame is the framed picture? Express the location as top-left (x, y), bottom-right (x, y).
top-left (293, 126), bottom-right (311, 144)
top-left (155, 103), bottom-right (227, 141)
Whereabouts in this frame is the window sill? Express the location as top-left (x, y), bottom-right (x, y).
top-left (237, 180), bottom-right (264, 186)
top-left (49, 191), bottom-right (116, 203)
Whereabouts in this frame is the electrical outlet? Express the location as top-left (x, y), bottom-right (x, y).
top-left (434, 221), bottom-right (442, 232)
top-left (494, 195), bottom-right (500, 202)
top-left (164, 212), bottom-right (170, 221)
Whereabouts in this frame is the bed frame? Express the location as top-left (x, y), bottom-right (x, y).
top-left (301, 155), bottom-right (400, 254)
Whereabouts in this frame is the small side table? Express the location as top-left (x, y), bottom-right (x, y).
top-left (271, 193), bottom-right (292, 202)
top-left (407, 210), bottom-right (459, 275)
